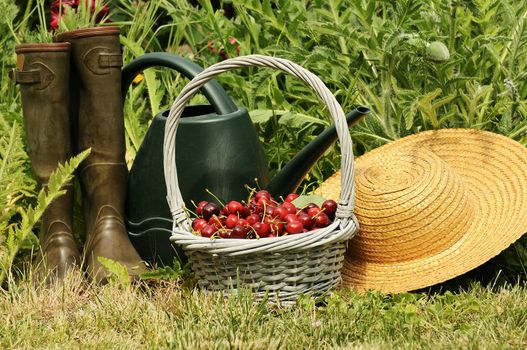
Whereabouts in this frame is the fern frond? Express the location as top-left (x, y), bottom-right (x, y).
top-left (0, 149), bottom-right (91, 284)
top-left (97, 256), bottom-right (131, 288)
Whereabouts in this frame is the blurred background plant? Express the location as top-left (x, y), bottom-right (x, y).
top-left (51, 0), bottom-right (110, 32)
top-left (1, 0), bottom-right (527, 283)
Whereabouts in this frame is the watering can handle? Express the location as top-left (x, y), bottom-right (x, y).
top-left (121, 52), bottom-right (238, 115)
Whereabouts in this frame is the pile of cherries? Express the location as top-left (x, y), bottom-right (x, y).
top-left (191, 190), bottom-right (338, 239)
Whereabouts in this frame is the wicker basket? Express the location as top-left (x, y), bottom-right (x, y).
top-left (165, 55), bottom-right (359, 303)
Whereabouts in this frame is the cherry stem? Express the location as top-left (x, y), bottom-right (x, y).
top-left (250, 226), bottom-right (260, 239)
top-left (205, 188), bottom-right (225, 207)
top-left (244, 184), bottom-right (257, 203)
top-left (253, 177), bottom-right (261, 190)
top-left (183, 206), bottom-right (199, 219)
top-left (311, 208), bottom-right (326, 219)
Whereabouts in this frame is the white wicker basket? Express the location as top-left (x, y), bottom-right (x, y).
top-left (165, 55), bottom-right (359, 303)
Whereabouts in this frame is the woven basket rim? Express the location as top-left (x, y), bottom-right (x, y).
top-left (170, 218), bottom-right (356, 256)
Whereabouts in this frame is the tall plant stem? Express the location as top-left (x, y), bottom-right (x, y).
top-left (448, 0), bottom-right (457, 51)
top-left (329, 0), bottom-right (351, 68)
top-left (382, 57), bottom-right (396, 139)
top-left (480, 9), bottom-right (527, 124)
top-left (18, 0), bottom-right (34, 35)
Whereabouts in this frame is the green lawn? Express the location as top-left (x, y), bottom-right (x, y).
top-left (1, 271), bottom-right (526, 349)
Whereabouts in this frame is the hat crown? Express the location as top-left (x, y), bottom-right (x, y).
top-left (351, 147), bottom-right (475, 263)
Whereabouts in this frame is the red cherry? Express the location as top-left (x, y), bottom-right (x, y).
top-left (272, 206), bottom-right (289, 220)
top-left (219, 229), bottom-right (232, 238)
top-left (192, 218), bottom-right (208, 233)
top-left (208, 215), bottom-right (223, 227)
top-left (231, 225), bottom-right (249, 238)
top-left (305, 203), bottom-right (319, 210)
top-left (265, 205), bottom-right (276, 217)
top-left (248, 203), bottom-right (262, 214)
top-left (322, 199), bottom-right (338, 219)
top-left (240, 205), bottom-right (250, 217)
top-left (246, 214), bottom-right (260, 226)
top-left (286, 221), bottom-right (303, 234)
top-left (201, 224), bottom-right (217, 238)
top-left (202, 202), bottom-right (220, 220)
top-left (254, 190), bottom-right (271, 202)
top-left (236, 218), bottom-right (249, 227)
top-left (225, 214), bottom-right (238, 229)
top-left (281, 202), bottom-right (297, 215)
top-left (285, 193), bottom-right (299, 203)
top-left (284, 214), bottom-right (299, 224)
top-left (196, 201), bottom-right (209, 215)
top-left (269, 221), bottom-right (284, 235)
top-left (315, 213), bottom-right (330, 228)
top-left (297, 212), bottom-right (313, 230)
top-left (220, 206), bottom-right (230, 216)
top-left (252, 222), bottom-right (271, 237)
top-left (307, 207), bottom-right (321, 217)
top-left (257, 196), bottom-right (272, 206)
top-left (226, 200), bottom-right (243, 215)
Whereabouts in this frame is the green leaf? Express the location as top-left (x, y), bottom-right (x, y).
top-left (278, 112), bottom-right (327, 128)
top-left (292, 194), bottom-right (327, 208)
top-left (144, 69), bottom-right (163, 117)
top-left (18, 231), bottom-right (38, 250)
top-left (97, 256), bottom-right (131, 288)
top-left (249, 109), bottom-right (276, 124)
top-left (140, 263), bottom-right (182, 281)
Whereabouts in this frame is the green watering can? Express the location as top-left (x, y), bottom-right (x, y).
top-left (122, 53), bottom-right (369, 266)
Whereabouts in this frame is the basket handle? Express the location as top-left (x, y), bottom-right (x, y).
top-left (163, 55), bottom-right (356, 229)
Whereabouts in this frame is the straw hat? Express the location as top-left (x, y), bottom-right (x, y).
top-left (315, 129), bottom-right (527, 293)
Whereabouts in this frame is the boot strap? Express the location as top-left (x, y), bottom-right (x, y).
top-left (9, 69), bottom-right (41, 84)
top-left (99, 53), bottom-right (123, 68)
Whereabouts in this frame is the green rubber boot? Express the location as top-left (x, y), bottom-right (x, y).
top-left (12, 42), bottom-right (81, 282)
top-left (54, 27), bottom-right (147, 282)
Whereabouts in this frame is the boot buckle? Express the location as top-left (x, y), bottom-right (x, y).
top-left (10, 62), bottom-right (54, 90)
top-left (83, 47), bottom-right (123, 75)
top-left (99, 53), bottom-right (123, 68)
top-left (9, 69), bottom-right (41, 84)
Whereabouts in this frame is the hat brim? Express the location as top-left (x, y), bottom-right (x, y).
top-left (315, 129), bottom-right (527, 293)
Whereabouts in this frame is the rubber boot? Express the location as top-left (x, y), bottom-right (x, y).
top-left (54, 27), bottom-right (147, 282)
top-left (11, 43), bottom-right (81, 281)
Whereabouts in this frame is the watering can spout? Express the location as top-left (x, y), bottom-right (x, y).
top-left (265, 106), bottom-right (370, 198)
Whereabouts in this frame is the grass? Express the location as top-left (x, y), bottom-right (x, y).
top-left (1, 271), bottom-right (526, 349)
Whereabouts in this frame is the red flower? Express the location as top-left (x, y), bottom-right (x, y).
top-left (50, 0), bottom-right (110, 30)
top-left (50, 12), bottom-right (60, 30)
top-left (228, 37), bottom-right (241, 56)
top-left (206, 37), bottom-right (241, 61)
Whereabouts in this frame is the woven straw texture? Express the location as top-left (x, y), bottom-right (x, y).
top-left (164, 55), bottom-right (358, 302)
top-left (315, 129), bottom-right (527, 293)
